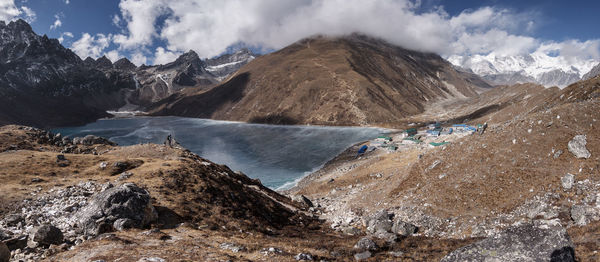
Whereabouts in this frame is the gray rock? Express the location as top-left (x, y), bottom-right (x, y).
top-left (32, 224), bottom-right (63, 246)
top-left (365, 210), bottom-right (393, 234)
top-left (354, 237), bottom-right (378, 251)
top-left (568, 135), bottom-right (591, 159)
top-left (373, 231), bottom-right (398, 243)
top-left (354, 251), bottom-right (372, 260)
top-left (295, 253), bottom-right (313, 260)
top-left (292, 194), bottom-right (314, 207)
top-left (0, 230), bottom-right (10, 241)
top-left (113, 218), bottom-right (135, 231)
top-left (553, 150), bottom-right (563, 159)
top-left (4, 214), bottom-right (24, 226)
top-left (79, 135), bottom-right (115, 146)
top-left (219, 242), bottom-right (246, 253)
top-left (392, 220), bottom-right (418, 236)
top-left (76, 183), bottom-right (157, 236)
top-left (441, 223), bottom-right (574, 262)
top-left (570, 205), bottom-right (596, 226)
top-left (561, 174), bottom-right (574, 190)
top-left (0, 242), bottom-right (9, 262)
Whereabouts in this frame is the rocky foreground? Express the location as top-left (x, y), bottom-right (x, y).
top-left (0, 78), bottom-right (598, 262)
top-left (0, 125), bottom-right (476, 262)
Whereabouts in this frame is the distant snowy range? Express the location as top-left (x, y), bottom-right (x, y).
top-left (448, 52), bottom-right (600, 88)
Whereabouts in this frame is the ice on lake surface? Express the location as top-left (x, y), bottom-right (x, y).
top-left (54, 116), bottom-right (387, 189)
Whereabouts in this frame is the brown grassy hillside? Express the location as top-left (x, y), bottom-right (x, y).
top-left (149, 34), bottom-right (491, 126)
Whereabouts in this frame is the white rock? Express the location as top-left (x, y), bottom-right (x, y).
top-left (561, 174), bottom-right (574, 190)
top-left (568, 135), bottom-right (591, 159)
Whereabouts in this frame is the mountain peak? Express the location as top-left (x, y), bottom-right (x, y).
top-left (7, 19), bottom-right (33, 32)
top-left (113, 57), bottom-right (137, 71)
top-left (95, 55), bottom-right (113, 69)
top-left (175, 50), bottom-right (200, 64)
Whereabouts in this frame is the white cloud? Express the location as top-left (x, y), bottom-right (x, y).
top-left (50, 13), bottom-right (62, 30)
top-left (537, 40), bottom-right (600, 61)
top-left (113, 0), bottom-right (168, 49)
top-left (107, 0), bottom-right (598, 66)
top-left (153, 47), bottom-right (181, 65)
top-left (71, 33), bottom-right (112, 59)
top-left (0, 0), bottom-right (21, 21)
top-left (20, 5), bottom-right (35, 22)
top-left (104, 50), bottom-right (121, 62)
top-left (57, 31), bottom-right (73, 43)
top-left (112, 14), bottom-right (121, 27)
top-left (110, 0), bottom-right (545, 60)
top-left (130, 51), bottom-right (147, 66)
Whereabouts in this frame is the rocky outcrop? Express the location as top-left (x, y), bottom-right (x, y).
top-left (441, 222), bottom-right (574, 262)
top-left (76, 183), bottom-right (157, 236)
top-left (72, 134), bottom-right (116, 146)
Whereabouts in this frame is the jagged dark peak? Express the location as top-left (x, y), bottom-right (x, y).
top-left (83, 57), bottom-right (96, 64)
top-left (113, 57), bottom-right (136, 71)
top-left (95, 55), bottom-right (113, 69)
top-left (6, 19), bottom-right (33, 32)
top-left (174, 50), bottom-right (201, 64)
top-left (158, 50), bottom-right (205, 71)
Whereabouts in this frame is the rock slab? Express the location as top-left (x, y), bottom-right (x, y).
top-left (441, 223), bottom-right (574, 262)
top-left (76, 183), bottom-right (157, 236)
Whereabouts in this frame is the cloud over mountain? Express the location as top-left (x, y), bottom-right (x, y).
top-left (46, 0), bottom-right (598, 67)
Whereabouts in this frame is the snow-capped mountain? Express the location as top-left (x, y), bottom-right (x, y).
top-left (206, 48), bottom-right (255, 81)
top-left (448, 52), bottom-right (599, 88)
top-left (582, 63), bottom-right (600, 80)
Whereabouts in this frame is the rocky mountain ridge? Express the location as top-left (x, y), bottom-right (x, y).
top-left (0, 19), bottom-right (256, 127)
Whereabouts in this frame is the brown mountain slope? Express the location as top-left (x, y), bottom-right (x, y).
top-left (149, 34), bottom-right (491, 126)
top-left (289, 77), bottom-right (600, 260)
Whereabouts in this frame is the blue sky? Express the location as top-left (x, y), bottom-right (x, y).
top-left (4, 0), bottom-right (600, 65)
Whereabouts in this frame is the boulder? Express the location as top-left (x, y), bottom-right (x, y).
top-left (0, 242), bottom-right (9, 262)
top-left (392, 220), bottom-right (418, 236)
top-left (365, 210), bottom-right (393, 234)
top-left (567, 135), bottom-right (591, 159)
top-left (354, 237), bottom-right (378, 251)
top-left (32, 224), bottom-right (63, 246)
top-left (441, 223), bottom-right (574, 262)
top-left (76, 183), bottom-right (157, 236)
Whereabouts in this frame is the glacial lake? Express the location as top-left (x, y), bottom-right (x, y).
top-left (53, 116), bottom-right (387, 189)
